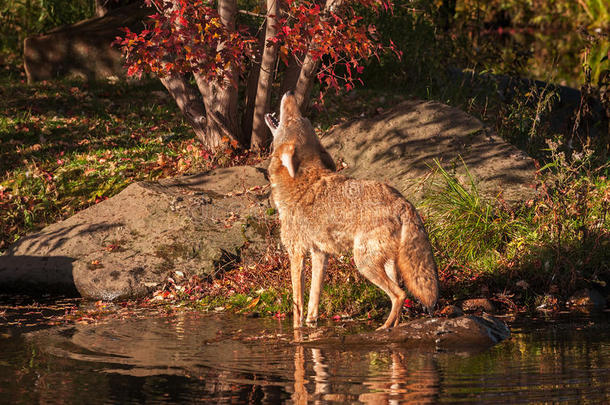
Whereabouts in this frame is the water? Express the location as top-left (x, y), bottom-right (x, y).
top-left (1, 303), bottom-right (609, 404)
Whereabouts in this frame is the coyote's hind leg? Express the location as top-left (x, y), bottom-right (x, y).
top-left (354, 240), bottom-right (406, 330)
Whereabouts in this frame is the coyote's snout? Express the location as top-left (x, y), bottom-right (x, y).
top-left (266, 93), bottom-right (439, 329)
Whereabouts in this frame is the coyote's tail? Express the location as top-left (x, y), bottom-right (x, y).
top-left (396, 207), bottom-right (439, 313)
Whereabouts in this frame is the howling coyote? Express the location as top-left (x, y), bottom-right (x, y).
top-left (266, 92), bottom-right (439, 329)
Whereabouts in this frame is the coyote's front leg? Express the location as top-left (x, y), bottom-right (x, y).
top-left (289, 250), bottom-right (306, 328)
top-left (306, 249), bottom-right (328, 326)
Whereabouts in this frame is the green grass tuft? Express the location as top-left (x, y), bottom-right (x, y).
top-left (422, 158), bottom-right (524, 265)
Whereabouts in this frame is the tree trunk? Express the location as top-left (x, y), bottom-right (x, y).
top-left (294, 0), bottom-right (343, 112)
top-left (95, 0), bottom-right (112, 17)
top-left (159, 74), bottom-right (208, 143)
top-left (194, 73), bottom-right (239, 150)
top-left (294, 51), bottom-right (318, 113)
top-left (280, 55), bottom-right (302, 96)
top-left (152, 0), bottom-right (232, 150)
top-left (242, 27), bottom-right (267, 146)
top-left (250, 0), bottom-right (280, 150)
top-left (194, 0), bottom-right (243, 150)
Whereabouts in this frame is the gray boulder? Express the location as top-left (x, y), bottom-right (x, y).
top-left (322, 99), bottom-right (536, 204)
top-left (0, 166), bottom-right (271, 299)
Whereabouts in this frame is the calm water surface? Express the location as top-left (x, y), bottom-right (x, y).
top-left (0, 302), bottom-right (609, 404)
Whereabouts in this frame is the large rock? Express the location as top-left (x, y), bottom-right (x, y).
top-left (0, 101), bottom-right (537, 299)
top-left (302, 314), bottom-right (511, 350)
top-left (24, 2), bottom-right (150, 82)
top-left (322, 99), bottom-right (536, 203)
top-left (0, 166), bottom-right (271, 299)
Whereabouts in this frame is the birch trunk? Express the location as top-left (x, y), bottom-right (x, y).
top-left (250, 0), bottom-right (280, 150)
top-left (242, 27), bottom-right (267, 146)
top-left (294, 0), bottom-right (343, 112)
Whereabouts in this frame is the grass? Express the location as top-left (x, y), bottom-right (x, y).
top-left (422, 159), bottom-right (525, 265)
top-left (149, 259), bottom-right (406, 324)
top-left (422, 149), bottom-right (609, 308)
top-left (0, 0), bottom-right (95, 53)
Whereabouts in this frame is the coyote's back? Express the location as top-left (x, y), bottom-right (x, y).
top-left (266, 92), bottom-right (438, 329)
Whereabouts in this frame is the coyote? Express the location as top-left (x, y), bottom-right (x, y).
top-left (265, 92), bottom-right (439, 329)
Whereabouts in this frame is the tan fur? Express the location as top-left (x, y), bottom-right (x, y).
top-left (267, 92), bottom-right (439, 329)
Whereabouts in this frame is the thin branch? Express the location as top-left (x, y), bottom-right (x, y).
top-left (238, 9), bottom-right (267, 18)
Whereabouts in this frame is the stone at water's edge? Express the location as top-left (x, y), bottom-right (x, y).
top-left (461, 297), bottom-right (497, 313)
top-left (0, 166), bottom-right (271, 299)
top-left (567, 289), bottom-right (607, 309)
top-left (0, 100), bottom-right (537, 300)
top-left (302, 315), bottom-right (511, 350)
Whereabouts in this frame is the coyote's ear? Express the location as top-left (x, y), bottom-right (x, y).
top-left (280, 144), bottom-right (296, 178)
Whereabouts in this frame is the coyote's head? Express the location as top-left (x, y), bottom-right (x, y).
top-left (265, 92), bottom-right (335, 178)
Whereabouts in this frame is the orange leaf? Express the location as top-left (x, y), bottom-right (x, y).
top-left (245, 296), bottom-right (260, 310)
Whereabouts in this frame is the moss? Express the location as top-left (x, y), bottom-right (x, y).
top-left (318, 281), bottom-right (390, 320)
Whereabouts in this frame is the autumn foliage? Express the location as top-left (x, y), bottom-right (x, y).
top-left (274, 0), bottom-right (393, 92)
top-left (117, 0), bottom-right (253, 83)
top-left (115, 0), bottom-right (396, 150)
